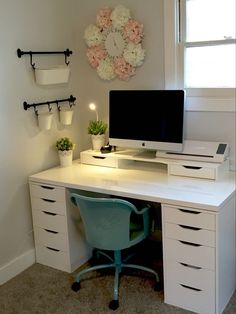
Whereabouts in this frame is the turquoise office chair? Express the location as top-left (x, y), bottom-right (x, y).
top-left (70, 192), bottom-right (160, 310)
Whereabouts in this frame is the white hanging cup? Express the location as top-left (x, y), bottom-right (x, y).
top-left (38, 112), bottom-right (53, 130)
top-left (59, 108), bottom-right (74, 125)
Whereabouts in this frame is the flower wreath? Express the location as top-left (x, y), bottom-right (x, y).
top-left (84, 5), bottom-right (145, 81)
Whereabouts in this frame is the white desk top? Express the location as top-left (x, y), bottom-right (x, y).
top-left (29, 160), bottom-right (236, 212)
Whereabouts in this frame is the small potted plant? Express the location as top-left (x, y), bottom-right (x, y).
top-left (56, 137), bottom-right (75, 167)
top-left (88, 120), bottom-right (108, 150)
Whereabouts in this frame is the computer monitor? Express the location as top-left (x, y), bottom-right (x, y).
top-left (109, 90), bottom-right (185, 152)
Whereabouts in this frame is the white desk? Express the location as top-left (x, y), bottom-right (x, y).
top-left (29, 160), bottom-right (236, 314)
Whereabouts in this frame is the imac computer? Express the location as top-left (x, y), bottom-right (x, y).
top-left (109, 90), bottom-right (185, 154)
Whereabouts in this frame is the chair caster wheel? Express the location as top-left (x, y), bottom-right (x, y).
top-left (109, 300), bottom-right (119, 310)
top-left (71, 282), bottom-right (80, 292)
top-left (154, 282), bottom-right (162, 291)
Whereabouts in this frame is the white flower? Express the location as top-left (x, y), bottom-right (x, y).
top-left (111, 5), bottom-right (131, 30)
top-left (84, 24), bottom-right (104, 47)
top-left (123, 42), bottom-right (145, 67)
top-left (97, 58), bottom-right (116, 80)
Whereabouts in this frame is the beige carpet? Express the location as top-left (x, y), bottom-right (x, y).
top-left (0, 261), bottom-right (235, 314)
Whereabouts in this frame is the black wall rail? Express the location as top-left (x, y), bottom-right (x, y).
top-left (23, 95), bottom-right (76, 115)
top-left (17, 48), bottom-right (73, 69)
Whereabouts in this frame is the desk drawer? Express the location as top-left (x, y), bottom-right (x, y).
top-left (163, 205), bottom-right (215, 230)
top-left (169, 163), bottom-right (216, 180)
top-left (34, 227), bottom-right (68, 251)
top-left (30, 183), bottom-right (65, 202)
top-left (80, 151), bottom-right (118, 168)
top-left (165, 238), bottom-right (215, 270)
top-left (31, 197), bottom-right (66, 215)
top-left (165, 274), bottom-right (215, 314)
top-left (164, 222), bottom-right (215, 247)
top-left (35, 245), bottom-right (70, 272)
top-left (32, 210), bottom-right (67, 233)
top-left (165, 259), bottom-right (215, 291)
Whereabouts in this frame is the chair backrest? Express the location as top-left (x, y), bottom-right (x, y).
top-left (70, 193), bottom-right (143, 251)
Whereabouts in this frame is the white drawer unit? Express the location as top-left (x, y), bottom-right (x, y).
top-left (29, 182), bottom-right (92, 273)
top-left (162, 204), bottom-right (217, 314)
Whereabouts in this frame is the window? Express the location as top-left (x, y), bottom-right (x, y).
top-left (179, 0), bottom-right (236, 92)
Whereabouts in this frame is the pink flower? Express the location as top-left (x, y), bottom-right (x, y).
top-left (114, 57), bottom-right (135, 80)
top-left (123, 19), bottom-right (144, 44)
top-left (96, 7), bottom-right (112, 29)
top-left (86, 45), bottom-right (107, 68)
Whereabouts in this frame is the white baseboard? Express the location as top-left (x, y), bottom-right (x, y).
top-left (0, 248), bottom-right (35, 285)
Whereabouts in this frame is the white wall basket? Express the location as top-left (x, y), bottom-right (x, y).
top-left (35, 65), bottom-right (70, 85)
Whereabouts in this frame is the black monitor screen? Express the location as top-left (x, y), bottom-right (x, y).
top-left (109, 90), bottom-right (185, 151)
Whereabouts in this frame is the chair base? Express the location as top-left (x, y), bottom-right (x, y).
top-left (71, 250), bottom-right (160, 310)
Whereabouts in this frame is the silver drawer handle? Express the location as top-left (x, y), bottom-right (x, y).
top-left (46, 246), bottom-right (60, 252)
top-left (41, 198), bottom-right (56, 203)
top-left (178, 224), bottom-right (201, 231)
top-left (41, 185), bottom-right (55, 190)
top-left (178, 208), bottom-right (201, 215)
top-left (180, 284), bottom-right (202, 292)
top-left (42, 211), bottom-right (57, 216)
top-left (44, 229), bottom-right (58, 234)
top-left (179, 262), bottom-right (202, 270)
top-left (179, 240), bottom-right (202, 247)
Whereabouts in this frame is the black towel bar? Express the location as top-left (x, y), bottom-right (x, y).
top-left (17, 48), bottom-right (73, 68)
top-left (23, 95), bottom-right (76, 115)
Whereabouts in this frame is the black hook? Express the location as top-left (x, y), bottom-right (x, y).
top-left (34, 105), bottom-right (38, 116)
top-left (47, 102), bottom-right (52, 112)
top-left (29, 52), bottom-right (36, 69)
top-left (56, 101), bottom-right (61, 111)
top-left (65, 55), bottom-right (70, 66)
top-left (64, 49), bottom-right (72, 66)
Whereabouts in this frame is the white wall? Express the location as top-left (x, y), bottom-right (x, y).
top-left (0, 0), bottom-right (80, 280)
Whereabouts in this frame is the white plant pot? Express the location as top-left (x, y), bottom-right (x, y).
top-left (91, 134), bottom-right (105, 151)
top-left (59, 108), bottom-right (74, 125)
top-left (38, 112), bottom-right (53, 130)
top-left (58, 150), bottom-right (73, 167)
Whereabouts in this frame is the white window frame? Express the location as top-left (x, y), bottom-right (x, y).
top-left (163, 0), bottom-right (236, 112)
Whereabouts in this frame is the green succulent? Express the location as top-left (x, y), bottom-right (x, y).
top-left (56, 137), bottom-right (75, 151)
top-left (88, 120), bottom-right (108, 135)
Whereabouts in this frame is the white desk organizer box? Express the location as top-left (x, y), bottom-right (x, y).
top-left (80, 141), bottom-right (230, 180)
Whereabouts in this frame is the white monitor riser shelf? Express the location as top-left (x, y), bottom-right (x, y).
top-left (80, 140), bottom-right (230, 181)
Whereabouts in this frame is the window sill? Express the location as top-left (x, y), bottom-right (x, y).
top-left (186, 97), bottom-right (236, 112)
